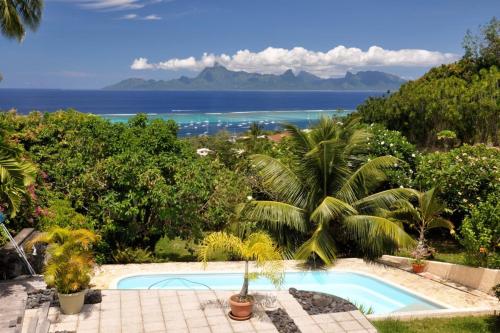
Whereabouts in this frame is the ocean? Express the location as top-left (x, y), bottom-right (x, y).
top-left (0, 89), bottom-right (382, 136)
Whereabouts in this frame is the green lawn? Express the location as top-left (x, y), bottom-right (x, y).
top-left (373, 316), bottom-right (500, 333)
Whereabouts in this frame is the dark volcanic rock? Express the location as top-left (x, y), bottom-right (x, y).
top-left (265, 308), bottom-right (301, 333)
top-left (26, 289), bottom-right (102, 309)
top-left (289, 288), bottom-right (357, 315)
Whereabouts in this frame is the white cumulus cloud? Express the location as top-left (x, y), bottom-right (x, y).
top-left (131, 46), bottom-right (459, 77)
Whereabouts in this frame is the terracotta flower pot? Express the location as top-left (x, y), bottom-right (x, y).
top-left (412, 263), bottom-right (425, 273)
top-left (228, 294), bottom-right (254, 320)
top-left (58, 289), bottom-right (87, 315)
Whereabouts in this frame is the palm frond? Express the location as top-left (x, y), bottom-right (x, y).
top-left (240, 200), bottom-right (308, 233)
top-left (354, 188), bottom-right (418, 213)
top-left (344, 215), bottom-right (415, 250)
top-left (295, 224), bottom-right (337, 264)
top-left (336, 155), bottom-right (401, 204)
top-left (310, 196), bottom-right (357, 224)
top-left (250, 154), bottom-right (307, 207)
top-left (427, 217), bottom-right (454, 232)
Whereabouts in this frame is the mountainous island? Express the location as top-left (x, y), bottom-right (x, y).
top-left (104, 64), bottom-right (406, 91)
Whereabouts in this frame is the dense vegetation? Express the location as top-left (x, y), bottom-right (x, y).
top-left (373, 316), bottom-right (500, 333)
top-left (0, 19), bottom-right (498, 269)
top-left (358, 18), bottom-right (499, 147)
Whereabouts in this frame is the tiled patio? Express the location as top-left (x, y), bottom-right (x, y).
top-left (23, 289), bottom-right (377, 333)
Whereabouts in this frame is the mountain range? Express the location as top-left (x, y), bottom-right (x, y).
top-left (104, 64), bottom-right (406, 91)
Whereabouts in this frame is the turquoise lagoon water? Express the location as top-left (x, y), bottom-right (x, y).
top-left (116, 271), bottom-right (444, 314)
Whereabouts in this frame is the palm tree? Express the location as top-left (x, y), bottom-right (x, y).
top-left (29, 227), bottom-right (99, 294)
top-left (0, 141), bottom-right (36, 217)
top-left (198, 231), bottom-right (283, 301)
top-left (0, 0), bottom-right (43, 41)
top-left (240, 116), bottom-right (416, 264)
top-left (381, 187), bottom-right (454, 248)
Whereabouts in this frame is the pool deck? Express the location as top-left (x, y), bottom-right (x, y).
top-left (9, 258), bottom-right (500, 333)
top-left (23, 289), bottom-right (377, 333)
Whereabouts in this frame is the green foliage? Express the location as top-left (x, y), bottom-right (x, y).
top-left (415, 145), bottom-right (500, 220)
top-left (112, 247), bottom-right (155, 264)
top-left (241, 117), bottom-right (416, 264)
top-left (0, 0), bottom-right (43, 41)
top-left (198, 231), bottom-right (284, 300)
top-left (373, 316), bottom-right (500, 333)
top-left (346, 299), bottom-right (374, 315)
top-left (1, 110), bottom-right (250, 261)
top-left (358, 19), bottom-right (500, 146)
top-left (367, 125), bottom-right (419, 187)
top-left (30, 227), bottom-right (99, 294)
top-left (460, 194), bottom-right (500, 268)
top-left (38, 198), bottom-right (93, 230)
top-left (0, 137), bottom-right (37, 217)
top-left (154, 236), bottom-right (197, 261)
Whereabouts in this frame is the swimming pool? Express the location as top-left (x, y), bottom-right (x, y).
top-left (116, 271), bottom-right (445, 314)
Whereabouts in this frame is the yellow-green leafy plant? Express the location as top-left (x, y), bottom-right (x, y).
top-left (30, 227), bottom-right (99, 294)
top-left (198, 231), bottom-right (283, 302)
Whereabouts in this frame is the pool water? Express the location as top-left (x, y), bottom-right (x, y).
top-left (116, 271), bottom-right (444, 314)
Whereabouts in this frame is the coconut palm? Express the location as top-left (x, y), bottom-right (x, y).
top-left (240, 116), bottom-right (416, 264)
top-left (381, 187), bottom-right (454, 247)
top-left (0, 141), bottom-right (36, 216)
top-left (0, 0), bottom-right (43, 41)
top-left (198, 231), bottom-right (283, 301)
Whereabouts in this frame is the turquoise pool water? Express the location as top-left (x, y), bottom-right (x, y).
top-left (116, 271), bottom-right (444, 314)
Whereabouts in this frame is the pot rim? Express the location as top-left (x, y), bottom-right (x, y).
top-left (229, 294), bottom-right (255, 305)
top-left (57, 289), bottom-right (88, 297)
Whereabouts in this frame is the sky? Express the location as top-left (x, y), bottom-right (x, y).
top-left (0, 0), bottom-right (498, 89)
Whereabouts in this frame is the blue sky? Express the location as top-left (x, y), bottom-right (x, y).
top-left (0, 0), bottom-right (498, 89)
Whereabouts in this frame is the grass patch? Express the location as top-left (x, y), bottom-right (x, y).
top-left (373, 316), bottom-right (500, 333)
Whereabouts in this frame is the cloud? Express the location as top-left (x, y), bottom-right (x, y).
top-left (120, 13), bottom-right (161, 20)
top-left (131, 46), bottom-right (459, 77)
top-left (121, 13), bottom-right (138, 19)
top-left (143, 14), bottom-right (162, 20)
top-left (53, 0), bottom-right (164, 11)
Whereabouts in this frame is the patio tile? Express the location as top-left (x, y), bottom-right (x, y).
top-left (186, 317), bottom-right (209, 329)
top-left (330, 312), bottom-right (354, 322)
top-left (292, 314), bottom-right (315, 326)
top-left (339, 320), bottom-right (364, 331)
top-left (230, 320), bottom-right (254, 333)
top-left (312, 313), bottom-right (333, 324)
top-left (164, 318), bottom-right (188, 330)
top-left (162, 310), bottom-right (184, 321)
top-left (297, 324), bottom-right (324, 333)
top-left (203, 307), bottom-right (226, 317)
top-left (207, 315), bottom-right (229, 326)
top-left (319, 322), bottom-right (345, 332)
top-left (143, 320), bottom-right (166, 332)
top-left (210, 323), bottom-right (234, 333)
top-left (191, 327), bottom-right (212, 333)
top-left (183, 309), bottom-right (206, 319)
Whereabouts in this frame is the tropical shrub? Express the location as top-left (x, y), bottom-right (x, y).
top-left (29, 228), bottom-right (99, 294)
top-left (357, 19), bottom-right (499, 146)
top-left (367, 125), bottom-right (419, 187)
top-left (38, 198), bottom-right (93, 230)
top-left (460, 194), bottom-right (500, 268)
top-left (415, 144), bottom-right (500, 221)
top-left (241, 117), bottom-right (415, 263)
top-left (112, 247), bottom-right (155, 264)
top-left (154, 236), bottom-right (196, 261)
top-left (1, 110), bottom-right (250, 261)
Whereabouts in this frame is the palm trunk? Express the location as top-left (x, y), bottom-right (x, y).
top-left (239, 261), bottom-right (249, 301)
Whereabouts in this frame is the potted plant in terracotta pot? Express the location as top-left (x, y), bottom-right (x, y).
top-left (30, 227), bottom-right (99, 314)
top-left (198, 231), bottom-right (283, 320)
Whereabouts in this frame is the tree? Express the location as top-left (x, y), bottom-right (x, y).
top-left (0, 0), bottom-right (43, 41)
top-left (381, 188), bottom-right (454, 247)
top-left (240, 117), bottom-right (415, 264)
top-left (0, 140), bottom-right (36, 217)
top-left (198, 231), bottom-right (283, 301)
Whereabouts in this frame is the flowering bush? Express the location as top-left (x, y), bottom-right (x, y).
top-left (415, 144), bottom-right (500, 220)
top-left (460, 194), bottom-right (500, 268)
top-left (367, 125), bottom-right (419, 187)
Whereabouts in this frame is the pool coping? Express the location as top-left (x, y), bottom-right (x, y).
top-left (109, 267), bottom-right (454, 314)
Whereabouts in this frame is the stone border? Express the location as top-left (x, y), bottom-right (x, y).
top-left (381, 255), bottom-right (500, 294)
top-left (265, 308), bottom-right (301, 333)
